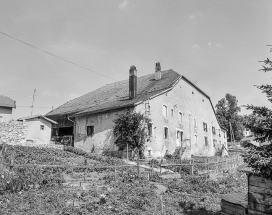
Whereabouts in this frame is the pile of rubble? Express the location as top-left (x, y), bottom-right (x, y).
top-left (0, 120), bottom-right (28, 144)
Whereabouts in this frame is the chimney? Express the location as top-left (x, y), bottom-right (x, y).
top-left (155, 62), bottom-right (161, 80)
top-left (129, 65), bottom-right (137, 99)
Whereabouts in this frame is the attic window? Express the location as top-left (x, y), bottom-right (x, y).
top-left (40, 125), bottom-right (44, 130)
top-left (87, 126), bottom-right (94, 137)
top-left (192, 91), bottom-right (194, 94)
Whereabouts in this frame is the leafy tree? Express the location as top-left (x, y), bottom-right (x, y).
top-left (215, 93), bottom-right (244, 141)
top-left (113, 110), bottom-right (151, 157)
top-left (242, 51), bottom-right (272, 178)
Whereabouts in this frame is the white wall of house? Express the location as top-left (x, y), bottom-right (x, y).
top-left (24, 118), bottom-right (52, 144)
top-left (74, 108), bottom-right (129, 153)
top-left (0, 106), bottom-right (13, 122)
top-left (135, 78), bottom-right (225, 158)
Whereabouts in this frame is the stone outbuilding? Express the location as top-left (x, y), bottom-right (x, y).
top-left (46, 63), bottom-right (227, 158)
top-left (18, 115), bottom-right (57, 144)
top-left (0, 95), bottom-right (16, 122)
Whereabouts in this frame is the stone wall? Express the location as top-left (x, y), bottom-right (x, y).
top-left (0, 120), bottom-right (28, 144)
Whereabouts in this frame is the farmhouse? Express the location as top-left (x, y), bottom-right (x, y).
top-left (46, 63), bottom-right (227, 158)
top-left (0, 95), bottom-right (16, 122)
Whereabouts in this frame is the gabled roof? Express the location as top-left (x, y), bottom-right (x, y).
top-left (18, 114), bottom-right (57, 124)
top-left (46, 70), bottom-right (181, 117)
top-left (0, 95), bottom-right (16, 108)
top-left (46, 69), bottom-right (222, 129)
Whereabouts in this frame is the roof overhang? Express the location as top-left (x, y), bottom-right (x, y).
top-left (18, 115), bottom-right (58, 124)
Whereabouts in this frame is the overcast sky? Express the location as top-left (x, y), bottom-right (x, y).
top-left (0, 0), bottom-right (272, 119)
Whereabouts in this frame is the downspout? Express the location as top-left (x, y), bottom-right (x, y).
top-left (67, 116), bottom-right (76, 146)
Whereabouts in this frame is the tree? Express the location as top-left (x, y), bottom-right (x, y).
top-left (113, 110), bottom-right (151, 157)
top-left (215, 93), bottom-right (244, 142)
top-left (242, 50), bottom-right (272, 178)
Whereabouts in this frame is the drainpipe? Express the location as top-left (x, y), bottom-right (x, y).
top-left (67, 116), bottom-right (76, 146)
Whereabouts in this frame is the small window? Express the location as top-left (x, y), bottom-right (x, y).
top-left (177, 130), bottom-right (183, 142)
top-left (178, 112), bottom-right (182, 123)
top-left (148, 123), bottom-right (153, 136)
top-left (194, 135), bottom-right (197, 144)
top-left (212, 127), bottom-right (216, 135)
top-left (171, 109), bottom-right (174, 116)
top-left (205, 136), bottom-right (208, 146)
top-left (164, 127), bottom-right (168, 139)
top-left (194, 118), bottom-right (197, 128)
top-left (213, 139), bottom-right (217, 147)
top-left (163, 105), bottom-right (168, 118)
top-left (40, 125), bottom-right (44, 130)
top-left (203, 122), bottom-right (207, 132)
top-left (87, 126), bottom-right (94, 137)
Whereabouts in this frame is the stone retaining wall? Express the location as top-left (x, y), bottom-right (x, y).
top-left (0, 120), bottom-right (28, 144)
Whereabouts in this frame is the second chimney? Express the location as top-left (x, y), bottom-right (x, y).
top-left (155, 62), bottom-right (161, 80)
top-left (129, 65), bottom-right (137, 99)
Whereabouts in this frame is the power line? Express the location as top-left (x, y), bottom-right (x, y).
top-left (0, 31), bottom-right (117, 81)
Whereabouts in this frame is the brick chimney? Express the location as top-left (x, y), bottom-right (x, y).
top-left (129, 65), bottom-right (137, 99)
top-left (155, 62), bottom-right (161, 80)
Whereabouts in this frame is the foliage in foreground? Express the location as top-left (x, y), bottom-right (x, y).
top-left (113, 110), bottom-right (151, 157)
top-left (242, 50), bottom-right (272, 178)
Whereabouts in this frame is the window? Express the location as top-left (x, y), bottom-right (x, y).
top-left (40, 125), bottom-right (44, 130)
top-left (203, 122), bottom-right (207, 132)
top-left (213, 139), bottom-right (217, 147)
top-left (178, 112), bottom-right (183, 123)
top-left (148, 123), bottom-right (153, 136)
top-left (194, 135), bottom-right (197, 144)
top-left (177, 130), bottom-right (183, 142)
top-left (87, 126), bottom-right (94, 137)
top-left (171, 108), bottom-right (174, 116)
top-left (212, 126), bottom-right (216, 135)
top-left (205, 136), bottom-right (208, 146)
top-left (163, 105), bottom-right (168, 118)
top-left (194, 118), bottom-right (196, 127)
top-left (164, 127), bottom-right (168, 139)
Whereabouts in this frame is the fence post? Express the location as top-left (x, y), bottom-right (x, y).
top-left (216, 157), bottom-right (219, 174)
top-left (160, 159), bottom-right (162, 174)
top-left (84, 158), bottom-right (87, 181)
top-left (160, 195), bottom-right (164, 215)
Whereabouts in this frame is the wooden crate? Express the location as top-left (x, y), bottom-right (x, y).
top-left (248, 174), bottom-right (272, 215)
top-left (221, 193), bottom-right (247, 215)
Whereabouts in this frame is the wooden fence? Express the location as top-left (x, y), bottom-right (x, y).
top-left (159, 153), bottom-right (244, 175)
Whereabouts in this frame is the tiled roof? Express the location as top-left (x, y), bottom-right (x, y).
top-left (0, 95), bottom-right (16, 108)
top-left (46, 70), bottom-right (181, 117)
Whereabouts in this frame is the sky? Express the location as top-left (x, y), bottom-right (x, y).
top-left (0, 0), bottom-right (272, 119)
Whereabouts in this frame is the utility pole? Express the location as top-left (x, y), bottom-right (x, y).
top-left (30, 89), bottom-right (36, 116)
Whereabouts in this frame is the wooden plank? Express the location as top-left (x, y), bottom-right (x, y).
top-left (248, 201), bottom-right (272, 214)
top-left (248, 208), bottom-right (271, 215)
top-left (248, 175), bottom-right (272, 189)
top-left (249, 185), bottom-right (272, 197)
top-left (221, 205), bottom-right (246, 215)
top-left (221, 202), bottom-right (246, 213)
top-left (248, 191), bottom-right (272, 206)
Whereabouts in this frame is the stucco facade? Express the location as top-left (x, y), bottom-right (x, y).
top-left (0, 107), bottom-right (13, 122)
top-left (73, 78), bottom-right (227, 158)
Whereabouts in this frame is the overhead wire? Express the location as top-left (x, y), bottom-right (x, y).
top-left (0, 31), bottom-right (117, 81)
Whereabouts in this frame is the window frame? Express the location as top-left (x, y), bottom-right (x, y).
top-left (162, 105), bottom-right (168, 118)
top-left (40, 125), bottom-right (44, 130)
top-left (163, 126), bottom-right (169, 139)
top-left (204, 136), bottom-right (208, 146)
top-left (203, 122), bottom-right (207, 132)
top-left (194, 134), bottom-right (197, 145)
top-left (148, 123), bottom-right (153, 137)
top-left (176, 129), bottom-right (183, 142)
top-left (87, 125), bottom-right (94, 137)
top-left (178, 111), bottom-right (183, 123)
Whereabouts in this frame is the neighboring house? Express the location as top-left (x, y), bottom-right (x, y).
top-left (46, 63), bottom-right (227, 158)
top-left (18, 115), bottom-right (57, 144)
top-left (0, 95), bottom-right (16, 122)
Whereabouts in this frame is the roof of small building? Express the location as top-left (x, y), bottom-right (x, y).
top-left (18, 114), bottom-right (58, 124)
top-left (0, 95), bottom-right (16, 108)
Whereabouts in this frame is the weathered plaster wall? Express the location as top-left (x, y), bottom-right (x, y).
top-left (0, 107), bottom-right (13, 122)
top-left (74, 108), bottom-right (130, 153)
top-left (135, 78), bottom-right (227, 158)
top-left (25, 118), bottom-right (52, 144)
